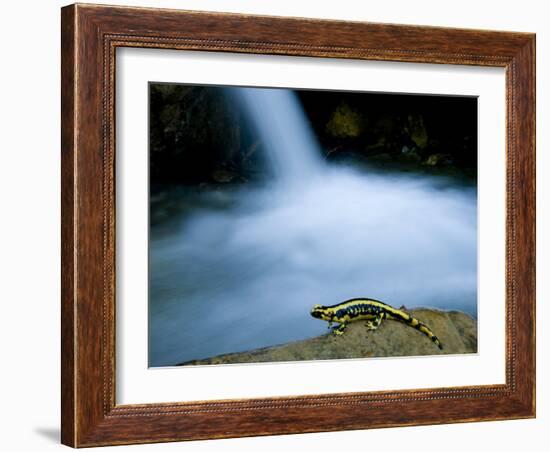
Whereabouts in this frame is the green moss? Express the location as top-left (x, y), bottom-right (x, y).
top-left (423, 153), bottom-right (453, 166)
top-left (405, 114), bottom-right (428, 149)
top-left (326, 102), bottom-right (364, 138)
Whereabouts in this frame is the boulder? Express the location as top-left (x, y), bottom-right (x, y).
top-left (180, 308), bottom-right (477, 365)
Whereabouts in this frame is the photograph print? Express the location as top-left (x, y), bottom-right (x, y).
top-left (148, 83), bottom-right (478, 367)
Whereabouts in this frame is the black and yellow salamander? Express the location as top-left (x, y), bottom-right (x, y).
top-left (310, 298), bottom-right (443, 349)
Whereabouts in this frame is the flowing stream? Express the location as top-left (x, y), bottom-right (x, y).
top-left (149, 89), bottom-right (477, 367)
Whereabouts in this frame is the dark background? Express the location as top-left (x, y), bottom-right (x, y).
top-left (149, 84), bottom-right (477, 186)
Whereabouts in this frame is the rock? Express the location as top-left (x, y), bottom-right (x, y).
top-left (400, 145), bottom-right (422, 162)
top-left (211, 168), bottom-right (239, 183)
top-left (179, 308), bottom-right (477, 365)
top-left (149, 85), bottom-right (247, 184)
top-left (325, 102), bottom-right (365, 138)
top-left (423, 153), bottom-right (453, 166)
top-left (405, 114), bottom-right (428, 149)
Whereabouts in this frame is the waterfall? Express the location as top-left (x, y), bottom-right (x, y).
top-left (233, 87), bottom-right (323, 185)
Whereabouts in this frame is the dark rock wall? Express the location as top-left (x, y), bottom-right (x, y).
top-left (150, 84), bottom-right (264, 185)
top-left (298, 89), bottom-right (477, 171)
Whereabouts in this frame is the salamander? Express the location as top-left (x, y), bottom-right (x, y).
top-left (310, 298), bottom-right (443, 349)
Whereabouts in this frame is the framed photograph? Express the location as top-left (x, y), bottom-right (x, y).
top-left (61, 3), bottom-right (535, 447)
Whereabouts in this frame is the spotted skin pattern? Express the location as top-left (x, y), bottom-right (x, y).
top-left (310, 298), bottom-right (443, 350)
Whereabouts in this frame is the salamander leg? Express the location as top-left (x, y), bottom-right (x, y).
top-left (332, 323), bottom-right (348, 336)
top-left (365, 314), bottom-right (384, 331)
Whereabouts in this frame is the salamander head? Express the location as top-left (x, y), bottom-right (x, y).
top-left (310, 304), bottom-right (334, 322)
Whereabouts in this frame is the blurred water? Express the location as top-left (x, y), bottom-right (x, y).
top-left (231, 88), bottom-right (323, 185)
top-left (149, 89), bottom-right (477, 367)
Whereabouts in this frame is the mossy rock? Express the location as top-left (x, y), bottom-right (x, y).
top-left (405, 114), bottom-right (429, 149)
top-left (326, 102), bottom-right (365, 138)
top-left (423, 153), bottom-right (454, 166)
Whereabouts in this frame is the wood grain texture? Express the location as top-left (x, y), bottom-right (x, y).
top-left (61, 3), bottom-right (536, 447)
top-left (60, 5), bottom-right (76, 446)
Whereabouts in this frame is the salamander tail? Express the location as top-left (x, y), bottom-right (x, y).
top-left (388, 308), bottom-right (443, 350)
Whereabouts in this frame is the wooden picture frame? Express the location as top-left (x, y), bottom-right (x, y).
top-left (61, 3), bottom-right (535, 447)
